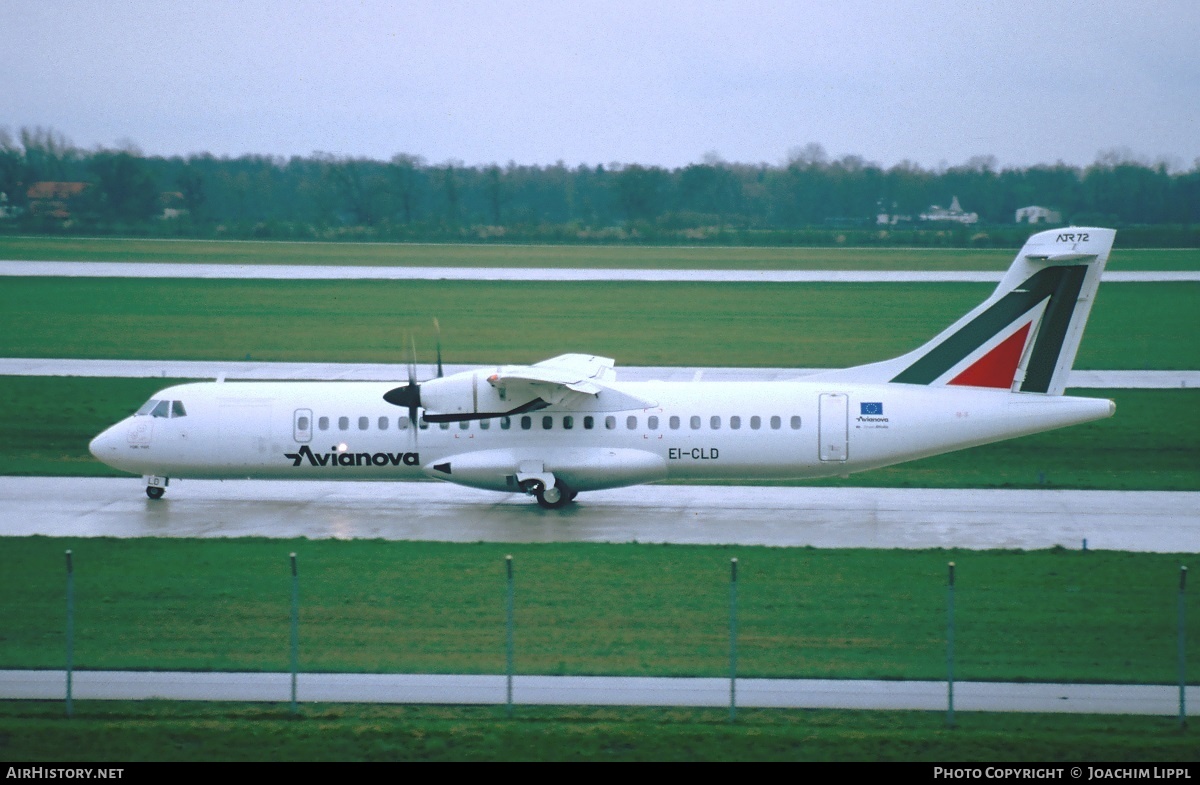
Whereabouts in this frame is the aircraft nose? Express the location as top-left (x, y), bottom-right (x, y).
top-left (89, 424), bottom-right (122, 462)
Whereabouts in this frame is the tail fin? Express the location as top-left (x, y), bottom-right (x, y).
top-left (811, 227), bottom-right (1115, 395)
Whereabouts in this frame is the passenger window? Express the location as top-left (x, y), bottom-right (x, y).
top-left (378, 416), bottom-right (388, 430)
top-left (583, 416), bottom-right (594, 430)
top-left (338, 416), bottom-right (349, 431)
top-left (171, 401), bottom-right (187, 418)
top-left (521, 416), bottom-right (532, 430)
top-left (297, 416), bottom-right (310, 431)
top-left (647, 415), bottom-right (658, 430)
top-left (151, 400), bottom-right (171, 418)
top-left (669, 416), bottom-right (680, 430)
top-left (480, 419), bottom-right (490, 430)
top-left (730, 415), bottom-right (741, 430)
top-left (419, 417), bottom-right (429, 430)
top-left (791, 416), bottom-right (802, 430)
top-left (626, 415), bottom-right (637, 430)
top-left (398, 417), bottom-right (409, 430)
top-left (710, 416), bottom-right (721, 430)
top-left (459, 420), bottom-right (470, 430)
top-left (750, 416), bottom-right (761, 430)
top-left (690, 416), bottom-right (701, 430)
top-left (318, 416), bottom-right (329, 431)
top-left (605, 416), bottom-right (616, 430)
top-left (770, 415), bottom-right (782, 430)
top-left (358, 416), bottom-right (369, 431)
top-left (563, 416), bottom-right (574, 430)
top-left (500, 416), bottom-right (511, 430)
top-left (543, 415), bottom-right (553, 430)
top-left (439, 421), bottom-right (450, 430)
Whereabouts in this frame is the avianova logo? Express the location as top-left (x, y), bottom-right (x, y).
top-left (285, 445), bottom-right (420, 468)
top-left (857, 401), bottom-right (889, 423)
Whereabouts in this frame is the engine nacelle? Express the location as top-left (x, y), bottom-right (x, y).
top-left (425, 447), bottom-right (668, 492)
top-left (419, 369), bottom-right (538, 421)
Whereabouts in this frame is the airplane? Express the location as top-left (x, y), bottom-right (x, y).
top-left (89, 227), bottom-right (1117, 508)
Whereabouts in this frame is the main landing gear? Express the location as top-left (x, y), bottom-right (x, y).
top-left (144, 475), bottom-right (168, 500)
top-left (519, 479), bottom-right (578, 510)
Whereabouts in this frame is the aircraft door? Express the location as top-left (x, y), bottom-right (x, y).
top-left (293, 408), bottom-right (313, 443)
top-left (218, 398), bottom-right (274, 469)
top-left (818, 393), bottom-right (848, 462)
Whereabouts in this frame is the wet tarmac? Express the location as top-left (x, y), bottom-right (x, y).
top-left (3, 477), bottom-right (1196, 552)
top-left (2, 260), bottom-right (1196, 282)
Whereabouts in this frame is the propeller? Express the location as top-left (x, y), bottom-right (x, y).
top-left (382, 334), bottom-right (422, 427)
top-left (382, 319), bottom-right (444, 428)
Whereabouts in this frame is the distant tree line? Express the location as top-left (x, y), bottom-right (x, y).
top-left (2, 127), bottom-right (1199, 246)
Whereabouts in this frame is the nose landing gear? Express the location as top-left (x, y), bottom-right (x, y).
top-left (144, 475), bottom-right (169, 500)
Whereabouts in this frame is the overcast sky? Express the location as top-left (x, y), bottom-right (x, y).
top-left (3, 1), bottom-right (1198, 171)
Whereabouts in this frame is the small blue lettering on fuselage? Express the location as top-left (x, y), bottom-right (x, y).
top-left (285, 445), bottom-right (420, 467)
top-left (668, 447), bottom-right (720, 460)
top-left (1056, 232), bottom-right (1089, 242)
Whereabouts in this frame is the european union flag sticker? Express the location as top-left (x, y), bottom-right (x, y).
top-left (860, 402), bottom-right (883, 415)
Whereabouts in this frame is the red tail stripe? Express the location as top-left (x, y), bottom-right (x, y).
top-left (948, 322), bottom-right (1032, 389)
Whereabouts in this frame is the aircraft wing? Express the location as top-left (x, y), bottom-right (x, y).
top-left (487, 354), bottom-right (632, 406)
top-left (414, 353), bottom-right (653, 421)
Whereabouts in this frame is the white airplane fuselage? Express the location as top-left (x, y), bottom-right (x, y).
top-left (89, 378), bottom-right (1114, 491)
top-left (87, 228), bottom-right (1121, 506)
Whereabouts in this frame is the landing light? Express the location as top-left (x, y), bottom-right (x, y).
top-left (336, 443), bottom-right (348, 453)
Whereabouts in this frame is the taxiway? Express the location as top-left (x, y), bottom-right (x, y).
top-left (2, 260), bottom-right (1196, 282)
top-left (2, 477), bottom-right (1195, 552)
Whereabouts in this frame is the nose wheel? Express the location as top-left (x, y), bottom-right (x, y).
top-left (144, 475), bottom-right (169, 500)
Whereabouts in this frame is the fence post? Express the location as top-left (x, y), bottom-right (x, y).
top-left (290, 552), bottom-right (299, 715)
top-left (1180, 566), bottom-right (1188, 730)
top-left (505, 554), bottom-right (515, 718)
top-left (947, 561), bottom-right (955, 728)
top-left (729, 557), bottom-right (738, 723)
top-left (65, 550), bottom-right (74, 719)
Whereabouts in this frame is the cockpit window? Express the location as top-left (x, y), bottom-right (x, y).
top-left (136, 399), bottom-right (187, 418)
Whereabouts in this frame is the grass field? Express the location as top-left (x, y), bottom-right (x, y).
top-left (1, 376), bottom-right (1196, 490)
top-left (2, 235), bottom-right (1199, 270)
top-left (2, 538), bottom-right (1194, 685)
top-left (3, 702), bottom-right (1195, 762)
top-left (2, 278), bottom-right (1196, 370)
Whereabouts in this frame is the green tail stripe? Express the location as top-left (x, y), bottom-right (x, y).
top-left (891, 265), bottom-right (1087, 388)
top-left (1018, 266), bottom-right (1087, 393)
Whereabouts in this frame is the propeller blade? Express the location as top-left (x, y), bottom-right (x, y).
top-left (408, 335), bottom-right (418, 387)
top-left (380, 334), bottom-right (422, 428)
top-left (434, 318), bottom-right (444, 378)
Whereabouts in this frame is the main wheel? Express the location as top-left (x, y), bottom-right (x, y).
top-left (535, 482), bottom-right (572, 510)
top-left (146, 486), bottom-right (165, 500)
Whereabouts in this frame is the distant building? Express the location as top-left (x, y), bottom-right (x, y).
top-left (158, 191), bottom-right (188, 220)
top-left (875, 201), bottom-right (912, 226)
top-left (920, 195), bottom-right (978, 224)
top-left (1015, 205), bottom-right (1062, 224)
top-left (26, 181), bottom-right (89, 219)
